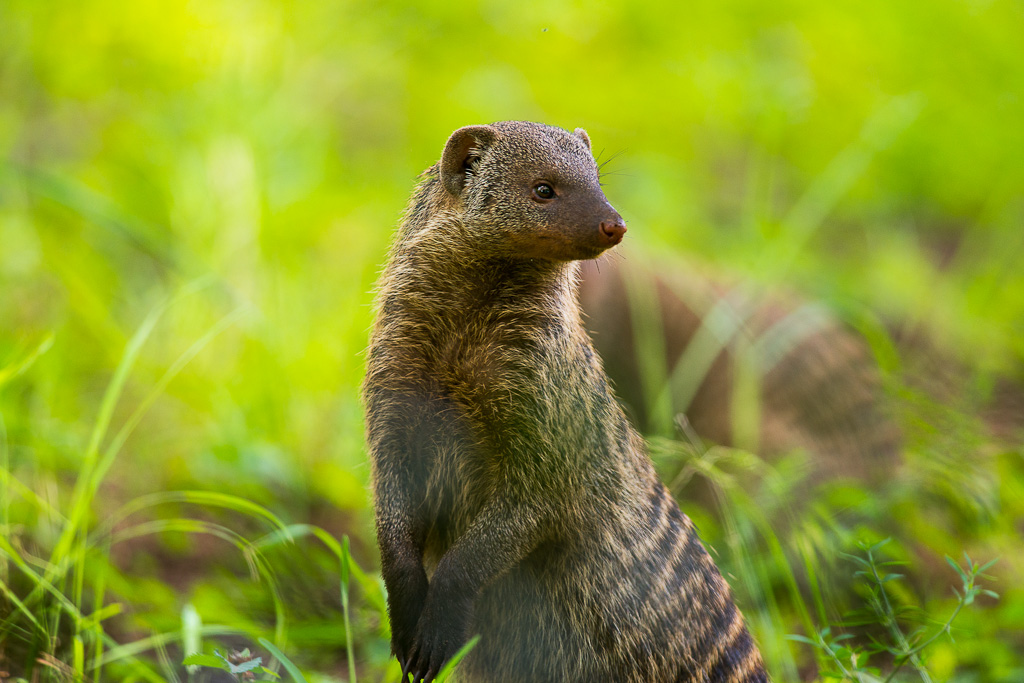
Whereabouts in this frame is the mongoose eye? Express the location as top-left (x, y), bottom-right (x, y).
top-left (532, 183), bottom-right (555, 201)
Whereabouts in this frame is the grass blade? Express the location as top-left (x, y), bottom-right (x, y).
top-left (259, 638), bottom-right (308, 683)
top-left (182, 604), bottom-right (202, 676)
top-left (435, 635), bottom-right (480, 682)
top-left (0, 332), bottom-right (55, 389)
top-left (105, 490), bottom-right (291, 540)
top-left (341, 535), bottom-right (357, 683)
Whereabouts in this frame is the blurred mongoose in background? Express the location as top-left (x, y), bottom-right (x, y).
top-left (363, 121), bottom-right (769, 683)
top-left (579, 257), bottom-right (902, 488)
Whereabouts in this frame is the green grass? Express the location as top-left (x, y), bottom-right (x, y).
top-left (2, 0), bottom-right (1023, 681)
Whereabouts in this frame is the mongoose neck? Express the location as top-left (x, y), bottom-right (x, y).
top-left (386, 244), bottom-right (581, 324)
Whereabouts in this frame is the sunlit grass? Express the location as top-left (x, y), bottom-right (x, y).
top-left (0, 293), bottom-right (381, 680)
top-left (2, 0), bottom-right (1022, 681)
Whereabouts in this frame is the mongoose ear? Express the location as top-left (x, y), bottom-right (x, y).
top-left (440, 125), bottom-right (498, 197)
top-left (574, 128), bottom-right (592, 150)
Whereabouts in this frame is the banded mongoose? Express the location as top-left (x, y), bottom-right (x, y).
top-left (578, 257), bottom-right (902, 486)
top-left (363, 121), bottom-right (769, 683)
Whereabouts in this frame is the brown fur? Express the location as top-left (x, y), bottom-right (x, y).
top-left (363, 121), bottom-right (769, 682)
top-left (579, 255), bottom-right (902, 487)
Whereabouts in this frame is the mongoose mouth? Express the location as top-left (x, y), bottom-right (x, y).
top-left (527, 223), bottom-right (627, 261)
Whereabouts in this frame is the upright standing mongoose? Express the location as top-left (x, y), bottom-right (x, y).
top-left (363, 121), bottom-right (769, 683)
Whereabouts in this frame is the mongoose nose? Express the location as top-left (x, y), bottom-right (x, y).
top-left (600, 219), bottom-right (627, 245)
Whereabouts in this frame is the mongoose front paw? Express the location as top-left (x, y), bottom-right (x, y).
top-left (391, 625), bottom-right (417, 681)
top-left (402, 600), bottom-right (470, 683)
top-left (403, 635), bottom-right (454, 683)
top-left (390, 603), bottom-right (424, 671)
top-left (386, 565), bottom-right (429, 678)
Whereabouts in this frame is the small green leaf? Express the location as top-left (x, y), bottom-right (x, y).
top-left (228, 657), bottom-right (263, 675)
top-left (868, 538), bottom-right (891, 554)
top-left (977, 558), bottom-right (999, 574)
top-left (946, 555), bottom-right (968, 582)
top-left (183, 654), bottom-right (229, 669)
top-left (841, 553), bottom-right (871, 567)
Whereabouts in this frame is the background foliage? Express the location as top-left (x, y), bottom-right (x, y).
top-left (1, 1), bottom-right (1022, 681)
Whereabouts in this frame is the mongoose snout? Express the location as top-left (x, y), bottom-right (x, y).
top-left (599, 217), bottom-right (627, 245)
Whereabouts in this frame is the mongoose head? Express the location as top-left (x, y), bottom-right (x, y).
top-left (439, 121), bottom-right (626, 261)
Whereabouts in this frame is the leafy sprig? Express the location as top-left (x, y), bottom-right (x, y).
top-left (788, 539), bottom-right (998, 682)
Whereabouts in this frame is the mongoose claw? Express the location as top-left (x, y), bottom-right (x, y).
top-left (404, 639), bottom-right (443, 683)
top-left (387, 567), bottom-right (429, 681)
top-left (405, 616), bottom-right (464, 683)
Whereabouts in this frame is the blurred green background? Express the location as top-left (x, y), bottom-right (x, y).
top-left (1, 0), bottom-right (1022, 681)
